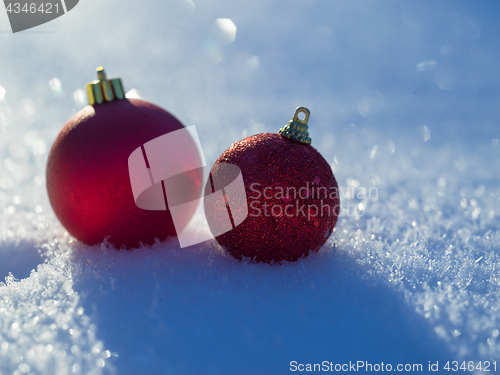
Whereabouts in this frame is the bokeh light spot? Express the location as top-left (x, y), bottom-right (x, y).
top-left (49, 78), bottom-right (63, 96)
top-left (215, 18), bottom-right (237, 44)
top-left (416, 60), bottom-right (437, 72)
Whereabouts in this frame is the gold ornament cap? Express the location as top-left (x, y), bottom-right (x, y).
top-left (86, 67), bottom-right (125, 106)
top-left (279, 107), bottom-right (312, 145)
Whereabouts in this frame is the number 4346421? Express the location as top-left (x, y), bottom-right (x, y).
top-left (5, 3), bottom-right (60, 14)
top-left (444, 361), bottom-right (497, 372)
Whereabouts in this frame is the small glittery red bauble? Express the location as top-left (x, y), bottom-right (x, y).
top-left (46, 99), bottom-right (202, 248)
top-left (211, 133), bottom-right (339, 262)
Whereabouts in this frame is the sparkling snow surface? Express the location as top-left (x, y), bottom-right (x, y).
top-left (1, 0), bottom-right (500, 374)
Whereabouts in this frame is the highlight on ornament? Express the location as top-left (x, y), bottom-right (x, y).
top-left (206, 106), bottom-right (340, 263)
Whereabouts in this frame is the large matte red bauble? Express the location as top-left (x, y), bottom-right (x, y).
top-left (46, 98), bottom-right (202, 248)
top-left (211, 133), bottom-right (339, 262)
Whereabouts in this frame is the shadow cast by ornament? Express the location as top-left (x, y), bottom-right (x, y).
top-left (67, 239), bottom-right (460, 375)
top-left (0, 239), bottom-right (46, 282)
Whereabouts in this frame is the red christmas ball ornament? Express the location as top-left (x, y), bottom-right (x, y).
top-left (208, 107), bottom-right (340, 262)
top-left (47, 67), bottom-right (203, 248)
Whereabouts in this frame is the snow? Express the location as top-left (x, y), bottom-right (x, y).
top-left (1, 0), bottom-right (500, 373)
